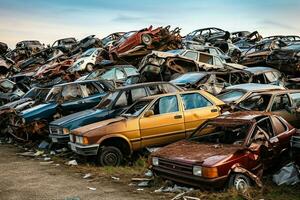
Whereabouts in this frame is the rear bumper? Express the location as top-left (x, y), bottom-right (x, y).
top-left (152, 166), bottom-right (228, 188)
top-left (49, 134), bottom-right (69, 144)
top-left (68, 142), bottom-right (99, 156)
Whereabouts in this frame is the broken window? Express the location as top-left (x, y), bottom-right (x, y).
top-left (148, 84), bottom-right (178, 95)
top-left (61, 84), bottom-right (82, 101)
top-left (190, 122), bottom-right (250, 145)
top-left (150, 95), bottom-right (179, 115)
top-left (264, 72), bottom-right (277, 83)
top-left (131, 87), bottom-right (147, 102)
top-left (239, 94), bottom-right (271, 111)
top-left (123, 99), bottom-right (151, 117)
top-left (271, 94), bottom-right (291, 111)
top-left (290, 93), bottom-right (300, 107)
top-left (183, 51), bottom-right (198, 61)
top-left (181, 93), bottom-right (212, 110)
top-left (252, 74), bottom-right (266, 84)
top-left (114, 92), bottom-right (128, 108)
top-left (256, 117), bottom-right (274, 138)
top-left (80, 83), bottom-right (99, 97)
top-left (116, 69), bottom-right (125, 79)
top-left (124, 67), bottom-right (138, 76)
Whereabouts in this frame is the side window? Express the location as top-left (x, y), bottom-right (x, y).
top-left (61, 85), bottom-right (82, 101)
top-left (181, 93), bottom-right (212, 110)
top-left (264, 72), bottom-right (277, 83)
top-left (130, 88), bottom-right (147, 102)
top-left (290, 93), bottom-right (300, 107)
top-left (257, 117), bottom-right (274, 138)
top-left (150, 96), bottom-right (179, 115)
top-left (101, 69), bottom-right (116, 80)
top-left (114, 92), bottom-right (128, 108)
top-left (239, 94), bottom-right (271, 111)
top-left (80, 83), bottom-right (100, 97)
top-left (271, 94), bottom-right (291, 111)
top-left (252, 74), bottom-right (266, 84)
top-left (124, 67), bottom-right (138, 76)
top-left (116, 69), bottom-right (125, 79)
top-left (214, 57), bottom-right (223, 67)
top-left (271, 116), bottom-right (287, 135)
top-left (183, 51), bottom-right (198, 61)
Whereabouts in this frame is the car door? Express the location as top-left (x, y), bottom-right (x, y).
top-left (269, 94), bottom-right (297, 126)
top-left (139, 95), bottom-right (185, 147)
top-left (117, 32), bottom-right (137, 53)
top-left (78, 82), bottom-right (107, 109)
top-left (180, 92), bottom-right (220, 137)
top-left (270, 116), bottom-right (291, 152)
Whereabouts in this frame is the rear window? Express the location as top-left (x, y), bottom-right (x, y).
top-left (217, 90), bottom-right (246, 102)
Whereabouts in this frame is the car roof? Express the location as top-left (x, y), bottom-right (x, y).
top-left (225, 83), bottom-right (285, 91)
top-left (138, 90), bottom-right (210, 101)
top-left (243, 66), bottom-right (278, 74)
top-left (115, 82), bottom-right (182, 91)
top-left (54, 79), bottom-right (109, 87)
top-left (250, 89), bottom-right (300, 95)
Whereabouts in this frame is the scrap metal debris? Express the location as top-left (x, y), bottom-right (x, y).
top-left (273, 162), bottom-right (300, 185)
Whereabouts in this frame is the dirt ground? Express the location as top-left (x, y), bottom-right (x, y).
top-left (0, 144), bottom-right (164, 200)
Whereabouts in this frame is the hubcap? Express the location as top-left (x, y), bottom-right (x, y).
top-left (103, 152), bottom-right (118, 166)
top-left (234, 178), bottom-right (248, 191)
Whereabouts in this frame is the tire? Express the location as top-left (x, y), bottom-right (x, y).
top-left (228, 173), bottom-right (251, 192)
top-left (141, 34), bottom-right (153, 46)
top-left (97, 146), bottom-right (123, 166)
top-left (86, 63), bottom-right (94, 72)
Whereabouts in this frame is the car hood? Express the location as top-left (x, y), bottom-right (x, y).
top-left (50, 108), bottom-right (107, 128)
top-left (153, 140), bottom-right (242, 166)
top-left (72, 116), bottom-right (129, 136)
top-left (20, 102), bottom-right (56, 118)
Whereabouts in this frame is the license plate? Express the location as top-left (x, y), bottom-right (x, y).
top-left (70, 144), bottom-right (76, 152)
top-left (52, 138), bottom-right (58, 143)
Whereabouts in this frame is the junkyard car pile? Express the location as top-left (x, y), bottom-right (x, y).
top-left (1, 26), bottom-right (300, 192)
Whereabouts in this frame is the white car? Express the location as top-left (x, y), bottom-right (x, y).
top-left (68, 48), bottom-right (103, 73)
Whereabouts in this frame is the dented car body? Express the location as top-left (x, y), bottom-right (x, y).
top-left (150, 112), bottom-right (296, 189)
top-left (68, 90), bottom-right (224, 166)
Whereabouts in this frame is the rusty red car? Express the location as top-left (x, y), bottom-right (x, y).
top-left (150, 112), bottom-right (296, 191)
top-left (109, 26), bottom-right (181, 59)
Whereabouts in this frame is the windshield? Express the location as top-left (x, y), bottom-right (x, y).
top-left (190, 122), bottom-right (251, 145)
top-left (239, 94), bottom-right (271, 111)
top-left (23, 88), bottom-right (50, 102)
top-left (0, 80), bottom-right (14, 90)
top-left (122, 100), bottom-right (151, 117)
top-left (217, 90), bottom-right (246, 103)
top-left (171, 73), bottom-right (206, 85)
top-left (81, 48), bottom-right (95, 58)
top-left (96, 91), bottom-right (119, 109)
top-left (45, 86), bottom-right (62, 102)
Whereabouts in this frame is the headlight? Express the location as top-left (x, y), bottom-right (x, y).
top-left (69, 134), bottom-right (74, 142)
top-left (152, 157), bottom-right (159, 166)
top-left (193, 166), bottom-right (202, 176)
top-left (63, 128), bottom-right (70, 135)
top-left (75, 136), bottom-right (89, 145)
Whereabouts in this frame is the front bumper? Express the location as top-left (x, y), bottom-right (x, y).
top-left (49, 134), bottom-right (70, 144)
top-left (152, 166), bottom-right (228, 188)
top-left (68, 142), bottom-right (99, 156)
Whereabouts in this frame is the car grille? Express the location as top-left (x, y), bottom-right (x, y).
top-left (49, 126), bottom-right (62, 135)
top-left (158, 158), bottom-right (193, 175)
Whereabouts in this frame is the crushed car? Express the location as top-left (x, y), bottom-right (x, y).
top-left (49, 82), bottom-right (181, 144)
top-left (150, 112), bottom-right (296, 190)
top-left (233, 89), bottom-right (300, 128)
top-left (7, 80), bottom-right (114, 141)
top-left (109, 26), bottom-right (182, 59)
top-left (68, 90), bottom-right (224, 166)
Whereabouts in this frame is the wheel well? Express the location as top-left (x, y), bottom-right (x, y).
top-left (99, 137), bottom-right (131, 156)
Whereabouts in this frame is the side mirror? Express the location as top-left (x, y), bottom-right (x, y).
top-left (144, 110), bottom-right (154, 117)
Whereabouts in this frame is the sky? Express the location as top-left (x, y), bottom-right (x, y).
top-left (0, 0), bottom-right (299, 48)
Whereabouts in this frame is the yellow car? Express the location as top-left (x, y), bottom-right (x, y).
top-left (68, 90), bottom-right (224, 166)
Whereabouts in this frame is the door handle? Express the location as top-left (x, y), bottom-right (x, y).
top-left (211, 108), bottom-right (218, 112)
top-left (174, 115), bottom-right (182, 119)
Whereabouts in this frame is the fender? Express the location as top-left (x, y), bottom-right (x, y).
top-left (228, 163), bottom-right (263, 187)
top-left (97, 134), bottom-right (133, 154)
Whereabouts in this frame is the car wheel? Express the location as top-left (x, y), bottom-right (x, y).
top-left (141, 34), bottom-right (153, 46)
top-left (228, 173), bottom-right (251, 192)
top-left (86, 63), bottom-right (94, 72)
top-left (98, 146), bottom-right (123, 166)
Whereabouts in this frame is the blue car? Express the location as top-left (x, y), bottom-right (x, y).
top-left (49, 82), bottom-right (181, 143)
top-left (9, 80), bottom-right (114, 139)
